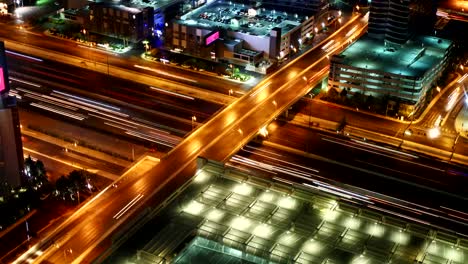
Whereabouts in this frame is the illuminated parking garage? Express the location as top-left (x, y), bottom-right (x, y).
top-left (107, 159), bottom-right (467, 264)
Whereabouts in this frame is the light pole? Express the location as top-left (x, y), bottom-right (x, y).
top-left (63, 248), bottom-right (73, 262)
top-left (142, 40), bottom-right (150, 54)
top-left (191, 116), bottom-right (197, 131)
top-left (398, 111), bottom-right (414, 148)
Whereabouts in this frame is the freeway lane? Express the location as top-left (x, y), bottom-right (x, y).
top-left (0, 23), bottom-right (251, 95)
top-left (5, 53), bottom-right (226, 150)
top-left (6, 53), bottom-right (221, 126)
top-left (229, 122), bottom-right (468, 232)
top-left (229, 142), bottom-right (468, 235)
top-left (15, 14), bottom-right (369, 263)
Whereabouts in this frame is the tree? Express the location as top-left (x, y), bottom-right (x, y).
top-left (326, 88), bottom-right (340, 101)
top-left (340, 88), bottom-right (348, 97)
top-left (23, 156), bottom-right (49, 189)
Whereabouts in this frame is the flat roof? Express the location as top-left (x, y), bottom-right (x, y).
top-left (336, 34), bottom-right (452, 78)
top-left (92, 0), bottom-right (182, 11)
top-left (112, 160), bottom-right (468, 264)
top-left (176, 0), bottom-right (308, 37)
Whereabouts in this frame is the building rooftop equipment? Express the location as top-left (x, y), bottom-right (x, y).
top-left (176, 1), bottom-right (309, 37)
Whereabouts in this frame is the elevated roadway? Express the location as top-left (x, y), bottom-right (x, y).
top-left (14, 14), bottom-right (369, 264)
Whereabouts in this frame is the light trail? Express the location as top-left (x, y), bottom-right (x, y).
top-left (350, 138), bottom-right (419, 159)
top-left (249, 81), bottom-right (271, 97)
top-left (345, 25), bottom-right (358, 37)
top-left (321, 40), bottom-right (335, 50)
top-left (125, 131), bottom-right (178, 147)
top-left (6, 50), bottom-right (43, 62)
top-left (9, 77), bottom-right (41, 87)
top-left (241, 145), bottom-right (318, 173)
top-left (52, 90), bottom-right (127, 117)
top-left (134, 65), bottom-right (197, 83)
top-left (445, 87), bottom-right (460, 111)
top-left (30, 102), bottom-right (86, 121)
top-left (149, 86), bottom-right (195, 100)
top-left (112, 194), bottom-right (144, 220)
top-left (23, 93), bottom-right (79, 111)
top-left (322, 137), bottom-right (444, 172)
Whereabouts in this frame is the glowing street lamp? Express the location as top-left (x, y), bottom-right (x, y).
top-left (142, 40), bottom-right (150, 53)
top-left (191, 115), bottom-right (197, 130)
top-left (428, 127), bottom-right (440, 139)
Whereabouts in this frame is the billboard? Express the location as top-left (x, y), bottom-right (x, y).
top-left (205, 31), bottom-right (219, 46)
top-left (0, 41), bottom-right (9, 96)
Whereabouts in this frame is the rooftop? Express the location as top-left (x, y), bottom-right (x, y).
top-left (107, 160), bottom-right (468, 264)
top-left (176, 0), bottom-right (310, 37)
top-left (335, 35), bottom-right (452, 78)
top-left (91, 0), bottom-right (182, 11)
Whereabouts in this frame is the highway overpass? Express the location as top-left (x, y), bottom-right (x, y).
top-left (14, 14), bottom-right (369, 264)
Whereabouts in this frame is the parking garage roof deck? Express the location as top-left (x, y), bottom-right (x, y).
top-left (94, 0), bottom-right (182, 11)
top-left (119, 160), bottom-right (468, 264)
top-left (177, 0), bottom-right (310, 37)
top-left (335, 35), bottom-right (452, 78)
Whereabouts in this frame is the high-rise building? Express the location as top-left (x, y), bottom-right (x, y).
top-left (0, 41), bottom-right (24, 187)
top-left (368, 0), bottom-right (437, 45)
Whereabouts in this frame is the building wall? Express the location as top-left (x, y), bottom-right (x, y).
top-left (65, 0), bottom-right (88, 10)
top-left (87, 3), bottom-right (154, 43)
top-left (171, 24), bottom-right (216, 58)
top-left (0, 105), bottom-right (23, 187)
top-left (368, 0), bottom-right (437, 45)
top-left (368, 0), bottom-right (410, 45)
top-left (228, 31), bottom-right (270, 56)
top-left (246, 0), bottom-right (329, 15)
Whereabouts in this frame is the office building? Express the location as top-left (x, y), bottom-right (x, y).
top-left (368, 0), bottom-right (437, 45)
top-left (239, 0), bottom-right (329, 14)
top-left (82, 0), bottom-right (184, 44)
top-left (0, 41), bottom-right (23, 187)
top-left (169, 0), bottom-right (321, 71)
top-left (86, 2), bottom-right (154, 43)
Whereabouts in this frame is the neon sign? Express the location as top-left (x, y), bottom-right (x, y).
top-left (0, 67), bottom-right (4, 93)
top-left (205, 31), bottom-right (219, 46)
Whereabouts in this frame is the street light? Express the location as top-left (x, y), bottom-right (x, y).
top-left (428, 127), bottom-right (440, 139)
top-left (191, 116), bottom-right (197, 130)
top-left (142, 39), bottom-right (150, 54)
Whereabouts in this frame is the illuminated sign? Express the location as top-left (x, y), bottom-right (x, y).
top-left (0, 67), bottom-right (4, 93)
top-left (0, 41), bottom-right (9, 95)
top-left (205, 31), bottom-right (219, 46)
